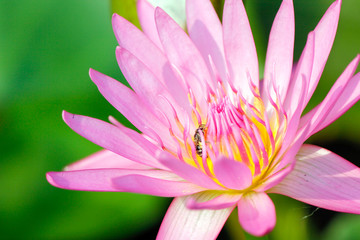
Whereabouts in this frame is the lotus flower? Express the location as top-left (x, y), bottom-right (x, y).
top-left (46, 0), bottom-right (360, 238)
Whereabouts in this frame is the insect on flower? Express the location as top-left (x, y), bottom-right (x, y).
top-left (193, 124), bottom-right (207, 157)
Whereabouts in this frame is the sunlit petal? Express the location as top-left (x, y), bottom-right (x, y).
top-left (157, 196), bottom-right (234, 239)
top-left (270, 145), bottom-right (360, 214)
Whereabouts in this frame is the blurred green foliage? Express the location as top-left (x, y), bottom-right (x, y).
top-left (0, 0), bottom-right (359, 239)
top-left (0, 1), bottom-right (167, 239)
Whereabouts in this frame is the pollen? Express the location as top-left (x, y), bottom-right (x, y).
top-left (165, 66), bottom-right (288, 191)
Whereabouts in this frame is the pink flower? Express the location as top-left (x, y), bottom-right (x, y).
top-left (47, 0), bottom-right (360, 238)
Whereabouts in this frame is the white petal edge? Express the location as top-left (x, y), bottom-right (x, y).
top-left (157, 196), bottom-right (234, 240)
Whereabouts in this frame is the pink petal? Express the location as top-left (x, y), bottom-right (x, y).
top-left (268, 122), bottom-right (310, 176)
top-left (302, 0), bottom-right (342, 108)
top-left (223, 0), bottom-right (259, 97)
top-left (47, 169), bottom-right (122, 191)
top-left (157, 151), bottom-right (223, 190)
top-left (299, 55), bottom-right (360, 139)
top-left (257, 163), bottom-right (294, 192)
top-left (115, 46), bottom-right (187, 133)
top-left (284, 31), bottom-right (314, 119)
top-left (280, 32), bottom-right (315, 155)
top-left (186, 191), bottom-right (241, 210)
top-left (186, 0), bottom-right (227, 82)
top-left (281, 71), bottom-right (308, 152)
top-left (112, 14), bottom-right (165, 83)
top-left (157, 196), bottom-right (234, 240)
top-left (155, 7), bottom-right (212, 112)
top-left (89, 68), bottom-right (160, 128)
top-left (137, 0), bottom-right (163, 50)
top-left (89, 69), bottom-right (177, 150)
top-left (311, 71), bottom-right (360, 134)
top-left (238, 192), bottom-right (276, 237)
top-left (112, 13), bottom-right (189, 107)
top-left (62, 111), bottom-right (163, 169)
top-left (65, 150), bottom-right (150, 171)
top-left (47, 169), bottom-right (198, 196)
top-left (213, 156), bottom-right (253, 190)
top-left (269, 144), bottom-right (360, 214)
top-left (112, 172), bottom-right (205, 197)
top-left (264, 0), bottom-right (294, 103)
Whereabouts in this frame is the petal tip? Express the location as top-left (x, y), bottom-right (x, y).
top-left (89, 68), bottom-right (106, 87)
top-left (46, 172), bottom-right (69, 189)
top-left (154, 6), bottom-right (166, 18)
top-left (115, 45), bottom-right (123, 55)
top-left (112, 14), bottom-right (126, 37)
top-left (331, 0), bottom-right (342, 10)
top-left (88, 68), bottom-right (98, 80)
top-left (62, 110), bottom-right (75, 124)
top-left (185, 197), bottom-right (198, 210)
top-left (111, 13), bottom-right (120, 22)
top-left (355, 54), bottom-right (360, 61)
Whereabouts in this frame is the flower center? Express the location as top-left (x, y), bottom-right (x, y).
top-left (164, 75), bottom-right (288, 191)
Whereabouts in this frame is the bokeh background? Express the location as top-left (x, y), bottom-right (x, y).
top-left (1, 0), bottom-right (360, 239)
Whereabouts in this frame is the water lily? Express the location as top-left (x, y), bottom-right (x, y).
top-left (47, 0), bottom-right (360, 238)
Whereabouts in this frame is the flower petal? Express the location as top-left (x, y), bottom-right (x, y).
top-left (281, 68), bottom-right (308, 152)
top-left (299, 55), bottom-right (360, 139)
top-left (304, 71), bottom-right (360, 137)
top-left (238, 192), bottom-right (276, 237)
top-left (158, 151), bottom-right (223, 190)
top-left (186, 191), bottom-right (240, 210)
top-left (302, 0), bottom-right (342, 108)
top-left (223, 0), bottom-right (259, 96)
top-left (65, 150), bottom-right (150, 171)
top-left (115, 46), bottom-right (188, 133)
top-left (47, 169), bottom-right (196, 195)
top-left (281, 32), bottom-right (315, 154)
top-left (284, 31), bottom-right (314, 119)
top-left (155, 7), bottom-right (212, 112)
top-left (89, 69), bottom-right (177, 150)
top-left (47, 169), bottom-right (121, 191)
top-left (112, 13), bottom-right (189, 106)
top-left (213, 156), bottom-right (253, 190)
top-left (112, 172), bottom-right (205, 197)
top-left (263, 0), bottom-right (294, 103)
top-left (112, 14), bottom-right (164, 83)
top-left (319, 71), bottom-right (360, 131)
top-left (258, 163), bottom-right (294, 192)
top-left (269, 121), bottom-right (310, 177)
top-left (157, 196), bottom-right (234, 240)
top-left (62, 111), bottom-right (163, 169)
top-left (270, 144), bottom-right (360, 214)
top-left (137, 0), bottom-right (163, 50)
top-left (186, 0), bottom-right (227, 82)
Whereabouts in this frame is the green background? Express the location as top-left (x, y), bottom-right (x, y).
top-left (0, 0), bottom-right (359, 239)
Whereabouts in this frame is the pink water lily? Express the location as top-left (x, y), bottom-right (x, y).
top-left (47, 0), bottom-right (360, 238)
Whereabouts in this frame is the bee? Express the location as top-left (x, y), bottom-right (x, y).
top-left (194, 124), bottom-right (206, 157)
